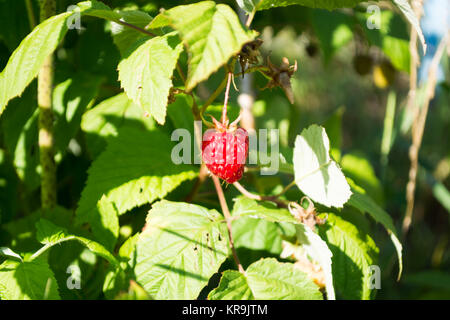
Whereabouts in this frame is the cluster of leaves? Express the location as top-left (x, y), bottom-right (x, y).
top-left (0, 0), bottom-right (426, 300)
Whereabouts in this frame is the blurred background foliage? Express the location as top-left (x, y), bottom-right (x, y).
top-left (0, 0), bottom-right (448, 299)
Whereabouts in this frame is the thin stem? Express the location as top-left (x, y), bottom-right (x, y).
top-left (185, 164), bottom-right (208, 202)
top-left (233, 181), bottom-right (288, 208)
top-left (25, 0), bottom-right (37, 29)
top-left (222, 72), bottom-right (233, 125)
top-left (116, 20), bottom-right (156, 37)
top-left (245, 8), bottom-right (256, 28)
top-left (176, 63), bottom-right (186, 84)
top-left (403, 34), bottom-right (448, 235)
top-left (200, 58), bottom-right (237, 117)
top-left (201, 76), bottom-right (228, 115)
top-left (38, 0), bottom-right (57, 210)
top-left (212, 176), bottom-right (245, 274)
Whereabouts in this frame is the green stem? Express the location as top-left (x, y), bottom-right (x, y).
top-left (25, 0), bottom-right (37, 29)
top-left (222, 71), bottom-right (233, 125)
top-left (38, 0), bottom-right (57, 210)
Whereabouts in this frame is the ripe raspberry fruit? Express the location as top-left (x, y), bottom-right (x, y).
top-left (202, 118), bottom-right (249, 184)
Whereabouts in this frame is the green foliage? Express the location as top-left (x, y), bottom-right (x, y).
top-left (81, 93), bottom-right (156, 157)
top-left (348, 186), bottom-right (403, 279)
top-left (238, 0), bottom-right (366, 12)
top-left (134, 200), bottom-right (229, 299)
top-left (118, 32), bottom-right (183, 124)
top-left (34, 219), bottom-right (119, 268)
top-left (319, 213), bottom-right (378, 300)
top-left (0, 256), bottom-right (60, 300)
top-left (210, 258), bottom-right (323, 300)
top-left (0, 11), bottom-right (72, 115)
top-left (157, 1), bottom-right (257, 90)
top-left (0, 0), bottom-right (440, 302)
top-left (76, 127), bottom-right (198, 246)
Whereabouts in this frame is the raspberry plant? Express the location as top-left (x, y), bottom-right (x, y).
top-left (0, 0), bottom-right (446, 301)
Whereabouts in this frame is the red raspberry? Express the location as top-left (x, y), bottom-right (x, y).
top-left (202, 123), bottom-right (249, 184)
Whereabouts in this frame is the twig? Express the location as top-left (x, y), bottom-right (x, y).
top-left (38, 0), bottom-right (57, 210)
top-left (233, 181), bottom-right (289, 208)
top-left (200, 76), bottom-right (228, 116)
top-left (212, 176), bottom-right (245, 274)
top-left (116, 20), bottom-right (156, 37)
top-left (403, 34), bottom-right (448, 235)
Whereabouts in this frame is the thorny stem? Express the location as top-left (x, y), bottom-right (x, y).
top-left (212, 176), bottom-right (245, 274)
top-left (38, 0), bottom-right (57, 210)
top-left (403, 34), bottom-right (448, 235)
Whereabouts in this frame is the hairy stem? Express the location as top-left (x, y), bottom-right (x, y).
top-left (212, 176), bottom-right (244, 274)
top-left (38, 0), bottom-right (57, 210)
top-left (222, 72), bottom-right (233, 125)
top-left (233, 181), bottom-right (288, 208)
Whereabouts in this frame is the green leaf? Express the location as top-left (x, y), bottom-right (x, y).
top-left (94, 195), bottom-right (120, 251)
top-left (118, 32), bottom-right (183, 124)
top-left (229, 196), bottom-right (297, 267)
top-left (0, 247), bottom-right (23, 262)
top-left (0, 0), bottom-right (151, 116)
top-left (311, 10), bottom-right (354, 63)
top-left (293, 223), bottom-right (335, 299)
top-left (52, 73), bottom-right (103, 156)
top-left (1, 84), bottom-right (40, 189)
top-left (232, 196), bottom-right (298, 223)
top-left (392, 0), bottom-right (426, 54)
top-left (208, 270), bottom-right (254, 300)
top-left (34, 218), bottom-right (119, 268)
top-left (0, 11), bottom-right (73, 115)
top-left (0, 256), bottom-right (60, 300)
top-left (110, 10), bottom-right (153, 55)
top-left (232, 217), bottom-right (294, 267)
top-left (2, 74), bottom-right (102, 190)
top-left (250, 0), bottom-right (366, 11)
top-left (348, 188), bottom-right (403, 279)
top-left (341, 152), bottom-right (384, 205)
top-left (76, 128), bottom-right (198, 247)
top-left (210, 258), bottom-right (323, 300)
top-left (80, 92), bottom-right (156, 157)
top-left (161, 1), bottom-right (257, 90)
top-left (134, 200), bottom-right (229, 299)
top-left (293, 124), bottom-right (352, 208)
top-left (318, 213), bottom-right (378, 300)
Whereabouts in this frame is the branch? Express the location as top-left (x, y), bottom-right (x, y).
top-left (233, 181), bottom-right (289, 208)
top-left (212, 175), bottom-right (245, 274)
top-left (403, 33), bottom-right (448, 235)
top-left (115, 20), bottom-right (156, 37)
top-left (38, 0), bottom-right (57, 210)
